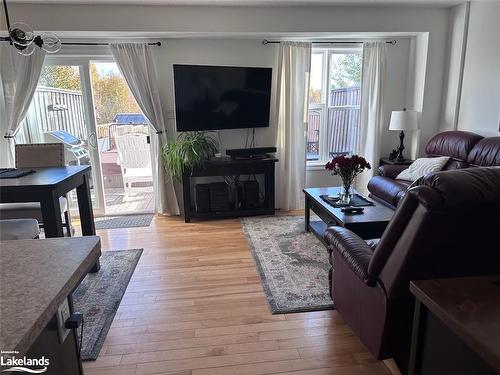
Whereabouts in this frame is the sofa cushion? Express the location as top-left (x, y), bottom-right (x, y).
top-left (367, 176), bottom-right (411, 208)
top-left (466, 137), bottom-right (500, 166)
top-left (441, 158), bottom-right (470, 170)
top-left (418, 167), bottom-right (500, 208)
top-left (378, 164), bottom-right (409, 179)
top-left (396, 156), bottom-right (449, 181)
top-left (425, 131), bottom-right (483, 161)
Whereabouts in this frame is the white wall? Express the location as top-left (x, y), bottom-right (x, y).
top-left (4, 3), bottom-right (452, 192)
top-left (48, 39), bottom-right (278, 153)
top-left (153, 39), bottom-right (279, 152)
top-left (154, 37), bottom-right (411, 189)
top-left (5, 2), bottom-right (451, 153)
top-left (439, 2), bottom-right (469, 132)
top-left (4, 4), bottom-right (449, 37)
top-left (41, 35), bottom-right (414, 191)
top-left (405, 33), bottom-right (429, 158)
top-left (457, 1), bottom-right (500, 137)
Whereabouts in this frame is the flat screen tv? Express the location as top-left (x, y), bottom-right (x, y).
top-left (173, 64), bottom-right (272, 131)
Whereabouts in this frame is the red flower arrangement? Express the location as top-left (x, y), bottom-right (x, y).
top-left (325, 154), bottom-right (371, 200)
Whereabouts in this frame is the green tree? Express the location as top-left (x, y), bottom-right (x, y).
top-left (39, 65), bottom-right (81, 91)
top-left (90, 64), bottom-right (140, 124)
top-left (330, 54), bottom-right (362, 89)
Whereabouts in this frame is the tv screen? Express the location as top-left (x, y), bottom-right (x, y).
top-left (173, 64), bottom-right (272, 131)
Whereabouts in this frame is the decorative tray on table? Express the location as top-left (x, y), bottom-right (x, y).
top-left (320, 193), bottom-right (375, 208)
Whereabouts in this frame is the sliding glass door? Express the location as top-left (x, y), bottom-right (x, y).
top-left (89, 61), bottom-right (153, 215)
top-left (16, 56), bottom-right (154, 216)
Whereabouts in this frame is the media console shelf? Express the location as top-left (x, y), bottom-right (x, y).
top-left (182, 157), bottom-right (278, 223)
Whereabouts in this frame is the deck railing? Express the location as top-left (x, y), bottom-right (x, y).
top-left (330, 85), bottom-right (361, 107)
top-left (15, 86), bottom-right (88, 144)
top-left (307, 86), bottom-right (360, 160)
top-left (327, 106), bottom-right (360, 157)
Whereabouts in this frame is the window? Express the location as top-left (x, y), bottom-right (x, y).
top-left (307, 47), bottom-right (363, 164)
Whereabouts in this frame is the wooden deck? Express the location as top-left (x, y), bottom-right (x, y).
top-left (104, 187), bottom-right (154, 215)
top-left (68, 186), bottom-right (154, 215)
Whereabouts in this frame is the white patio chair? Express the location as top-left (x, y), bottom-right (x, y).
top-left (115, 133), bottom-right (153, 197)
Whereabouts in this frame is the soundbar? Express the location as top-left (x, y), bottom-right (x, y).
top-left (226, 147), bottom-right (277, 160)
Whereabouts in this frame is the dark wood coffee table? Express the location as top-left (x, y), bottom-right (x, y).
top-left (303, 187), bottom-right (394, 244)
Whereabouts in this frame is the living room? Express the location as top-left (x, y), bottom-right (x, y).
top-left (0, 0), bottom-right (499, 375)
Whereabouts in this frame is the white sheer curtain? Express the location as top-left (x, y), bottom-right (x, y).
top-left (110, 43), bottom-right (180, 215)
top-left (356, 42), bottom-right (387, 193)
top-left (0, 46), bottom-right (45, 167)
top-left (275, 42), bottom-right (312, 211)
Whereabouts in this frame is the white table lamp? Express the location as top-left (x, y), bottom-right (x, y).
top-left (389, 108), bottom-right (418, 162)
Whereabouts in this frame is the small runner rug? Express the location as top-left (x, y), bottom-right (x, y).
top-left (94, 214), bottom-right (153, 230)
top-left (241, 215), bottom-right (333, 314)
top-left (73, 249), bottom-right (143, 360)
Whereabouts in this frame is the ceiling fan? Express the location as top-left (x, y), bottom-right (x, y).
top-left (1, 0), bottom-right (61, 55)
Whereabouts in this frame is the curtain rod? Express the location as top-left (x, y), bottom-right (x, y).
top-left (61, 41), bottom-right (162, 46)
top-left (0, 38), bottom-right (162, 46)
top-left (262, 39), bottom-right (397, 45)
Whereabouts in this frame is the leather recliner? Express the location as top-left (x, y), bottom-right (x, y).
top-left (324, 167), bottom-right (500, 371)
top-left (368, 131), bottom-right (500, 208)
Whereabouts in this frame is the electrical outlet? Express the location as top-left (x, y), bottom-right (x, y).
top-left (56, 298), bottom-right (71, 343)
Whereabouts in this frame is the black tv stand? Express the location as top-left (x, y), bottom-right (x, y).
top-left (182, 157), bottom-right (278, 223)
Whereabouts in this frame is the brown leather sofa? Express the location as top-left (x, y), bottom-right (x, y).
top-left (368, 131), bottom-right (500, 208)
top-left (325, 167), bottom-right (500, 371)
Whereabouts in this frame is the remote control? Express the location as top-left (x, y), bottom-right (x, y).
top-left (341, 207), bottom-right (365, 214)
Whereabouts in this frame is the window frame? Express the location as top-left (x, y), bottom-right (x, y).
top-left (307, 45), bottom-right (363, 168)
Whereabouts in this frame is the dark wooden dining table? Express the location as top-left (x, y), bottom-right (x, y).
top-left (0, 165), bottom-right (100, 271)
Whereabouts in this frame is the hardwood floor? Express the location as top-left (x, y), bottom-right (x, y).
top-left (80, 215), bottom-right (391, 375)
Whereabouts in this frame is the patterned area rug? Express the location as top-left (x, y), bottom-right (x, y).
top-left (94, 214), bottom-right (153, 230)
top-left (241, 215), bottom-right (333, 314)
top-left (73, 249), bottom-right (143, 360)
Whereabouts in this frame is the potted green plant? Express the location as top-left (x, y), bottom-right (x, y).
top-left (162, 131), bottom-right (219, 182)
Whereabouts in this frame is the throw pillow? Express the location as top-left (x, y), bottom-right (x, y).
top-left (396, 156), bottom-right (450, 181)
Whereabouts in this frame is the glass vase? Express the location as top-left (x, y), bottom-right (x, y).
top-left (339, 179), bottom-right (354, 205)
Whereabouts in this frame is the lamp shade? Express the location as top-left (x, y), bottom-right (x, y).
top-left (389, 110), bottom-right (419, 131)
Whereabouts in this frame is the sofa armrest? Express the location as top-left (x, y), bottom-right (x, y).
top-left (324, 226), bottom-right (376, 286)
top-left (378, 164), bottom-right (409, 179)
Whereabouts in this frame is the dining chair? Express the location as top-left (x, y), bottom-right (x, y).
top-left (0, 219), bottom-right (40, 240)
top-left (0, 143), bottom-right (73, 236)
